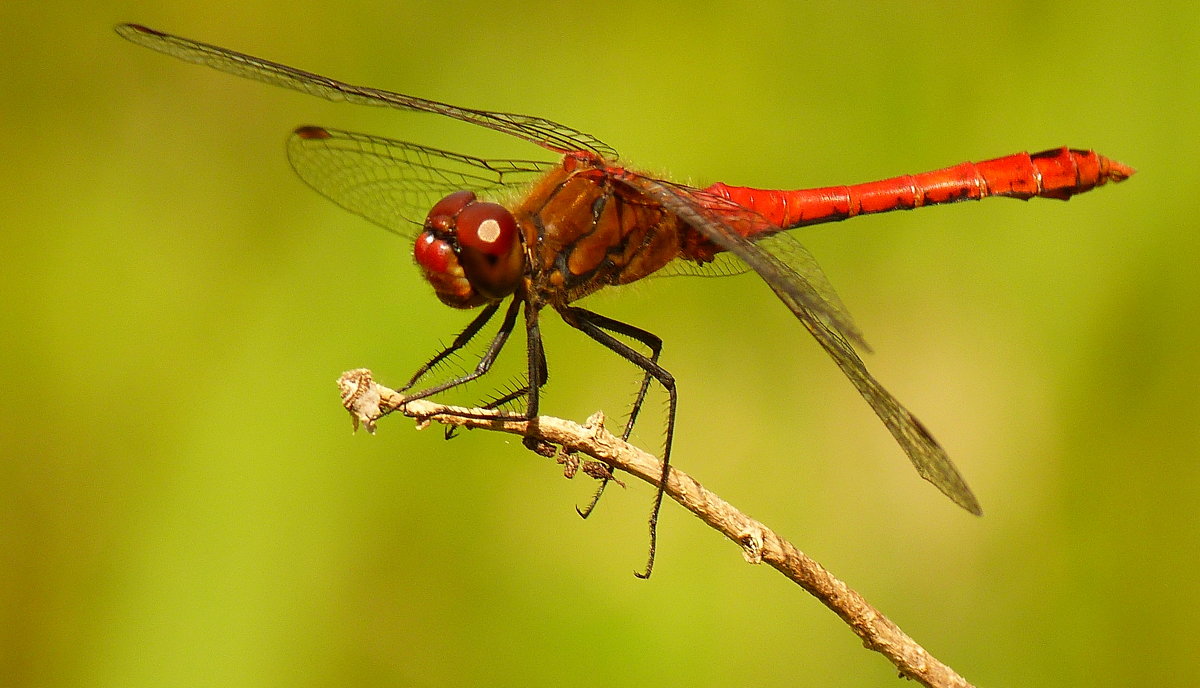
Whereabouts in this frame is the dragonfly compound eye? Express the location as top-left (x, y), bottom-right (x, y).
top-left (413, 229), bottom-right (487, 309)
top-left (453, 201), bottom-right (523, 300)
top-left (415, 192), bottom-right (523, 308)
top-left (425, 190), bottom-right (477, 231)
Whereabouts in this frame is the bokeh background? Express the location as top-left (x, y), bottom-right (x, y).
top-left (3, 1), bottom-right (1195, 686)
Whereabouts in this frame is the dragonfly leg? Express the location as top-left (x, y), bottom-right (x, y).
top-left (565, 309), bottom-right (665, 519)
top-left (399, 301), bottom-right (502, 392)
top-left (401, 297), bottom-right (552, 451)
top-left (474, 343), bottom-right (548, 410)
top-left (400, 297), bottom-right (522, 403)
top-left (519, 301), bottom-right (558, 456)
top-left (444, 335), bottom-right (547, 439)
top-left (559, 305), bottom-right (675, 579)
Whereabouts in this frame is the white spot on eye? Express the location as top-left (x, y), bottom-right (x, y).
top-left (476, 218), bottom-right (501, 243)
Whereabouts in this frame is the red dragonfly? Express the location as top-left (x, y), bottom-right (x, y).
top-left (118, 24), bottom-right (1134, 576)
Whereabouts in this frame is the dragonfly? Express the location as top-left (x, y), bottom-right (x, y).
top-left (117, 23), bottom-right (1134, 577)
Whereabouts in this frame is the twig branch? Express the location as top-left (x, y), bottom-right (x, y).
top-left (337, 368), bottom-right (975, 688)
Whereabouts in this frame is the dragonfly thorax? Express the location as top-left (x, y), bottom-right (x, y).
top-left (414, 190), bottom-right (525, 309)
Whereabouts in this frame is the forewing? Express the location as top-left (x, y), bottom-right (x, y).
top-left (116, 24), bottom-right (618, 159)
top-left (286, 126), bottom-right (553, 235)
top-left (616, 172), bottom-right (981, 514)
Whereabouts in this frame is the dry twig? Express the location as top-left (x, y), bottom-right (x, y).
top-left (337, 368), bottom-right (975, 688)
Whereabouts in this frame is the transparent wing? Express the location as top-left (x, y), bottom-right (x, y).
top-left (116, 23), bottom-right (618, 159)
top-left (657, 229), bottom-right (857, 336)
top-left (615, 172), bottom-right (982, 515)
top-left (657, 180), bottom-right (866, 349)
top-left (286, 126), bottom-right (554, 235)
top-left (788, 297), bottom-right (983, 516)
top-left (654, 251), bottom-right (750, 279)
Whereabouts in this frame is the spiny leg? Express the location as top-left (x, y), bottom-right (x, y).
top-left (444, 342), bottom-right (547, 439)
top-left (568, 308), bottom-right (664, 519)
top-left (559, 305), bottom-right (676, 579)
top-left (519, 300), bottom-right (556, 456)
top-left (408, 299), bottom-right (549, 436)
top-left (399, 297), bottom-right (522, 404)
top-left (476, 340), bottom-right (549, 411)
top-left (400, 301), bottom-right (501, 392)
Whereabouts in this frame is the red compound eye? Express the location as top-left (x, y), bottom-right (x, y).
top-left (455, 202), bottom-right (517, 256)
top-left (413, 230), bottom-right (483, 309)
top-left (425, 190), bottom-right (476, 231)
top-left (412, 230), bottom-right (455, 275)
top-left (453, 201), bottom-right (523, 300)
top-left (414, 191), bottom-right (523, 307)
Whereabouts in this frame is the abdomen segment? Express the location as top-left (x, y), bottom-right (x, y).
top-left (705, 147), bottom-right (1135, 234)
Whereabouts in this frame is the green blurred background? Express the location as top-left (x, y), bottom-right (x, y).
top-left (3, 1), bottom-right (1195, 685)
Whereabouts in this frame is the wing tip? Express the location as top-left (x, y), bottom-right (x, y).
top-left (924, 466), bottom-right (983, 516)
top-left (959, 494), bottom-right (984, 517)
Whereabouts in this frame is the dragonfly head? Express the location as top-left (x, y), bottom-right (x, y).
top-left (415, 190), bottom-right (524, 308)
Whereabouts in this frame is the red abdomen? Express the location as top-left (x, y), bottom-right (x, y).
top-left (704, 147), bottom-right (1135, 236)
